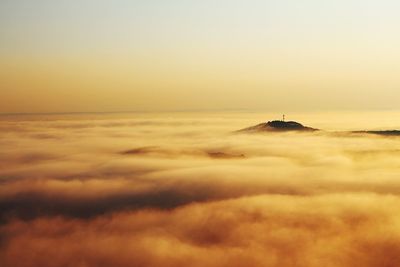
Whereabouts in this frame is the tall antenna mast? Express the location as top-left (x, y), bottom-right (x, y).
top-left (282, 114), bottom-right (285, 121)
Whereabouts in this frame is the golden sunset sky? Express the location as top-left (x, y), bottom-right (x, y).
top-left (1, 0), bottom-right (400, 113)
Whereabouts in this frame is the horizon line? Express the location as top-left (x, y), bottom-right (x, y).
top-left (1, 108), bottom-right (400, 116)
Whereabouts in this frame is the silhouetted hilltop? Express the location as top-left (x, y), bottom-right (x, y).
top-left (237, 120), bottom-right (318, 133)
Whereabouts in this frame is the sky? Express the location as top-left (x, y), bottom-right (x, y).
top-left (1, 0), bottom-right (400, 113)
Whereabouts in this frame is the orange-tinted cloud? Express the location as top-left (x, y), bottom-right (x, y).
top-left (2, 195), bottom-right (400, 267)
top-left (1, 114), bottom-right (400, 266)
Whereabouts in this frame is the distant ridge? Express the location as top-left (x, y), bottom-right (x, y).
top-left (237, 120), bottom-right (318, 133)
top-left (351, 130), bottom-right (400, 136)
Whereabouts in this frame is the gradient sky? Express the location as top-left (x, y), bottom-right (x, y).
top-left (1, 0), bottom-right (400, 113)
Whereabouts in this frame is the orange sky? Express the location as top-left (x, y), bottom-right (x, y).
top-left (1, 0), bottom-right (400, 113)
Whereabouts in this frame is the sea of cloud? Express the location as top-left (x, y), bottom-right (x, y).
top-left (1, 112), bottom-right (400, 267)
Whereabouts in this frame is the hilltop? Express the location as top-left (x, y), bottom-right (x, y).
top-left (237, 119), bottom-right (400, 136)
top-left (237, 120), bottom-right (318, 133)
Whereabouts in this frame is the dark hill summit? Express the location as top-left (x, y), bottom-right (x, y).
top-left (237, 120), bottom-right (318, 133)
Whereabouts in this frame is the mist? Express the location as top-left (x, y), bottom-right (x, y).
top-left (1, 112), bottom-right (400, 267)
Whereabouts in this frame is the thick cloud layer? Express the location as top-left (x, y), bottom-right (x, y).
top-left (1, 112), bottom-right (400, 267)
